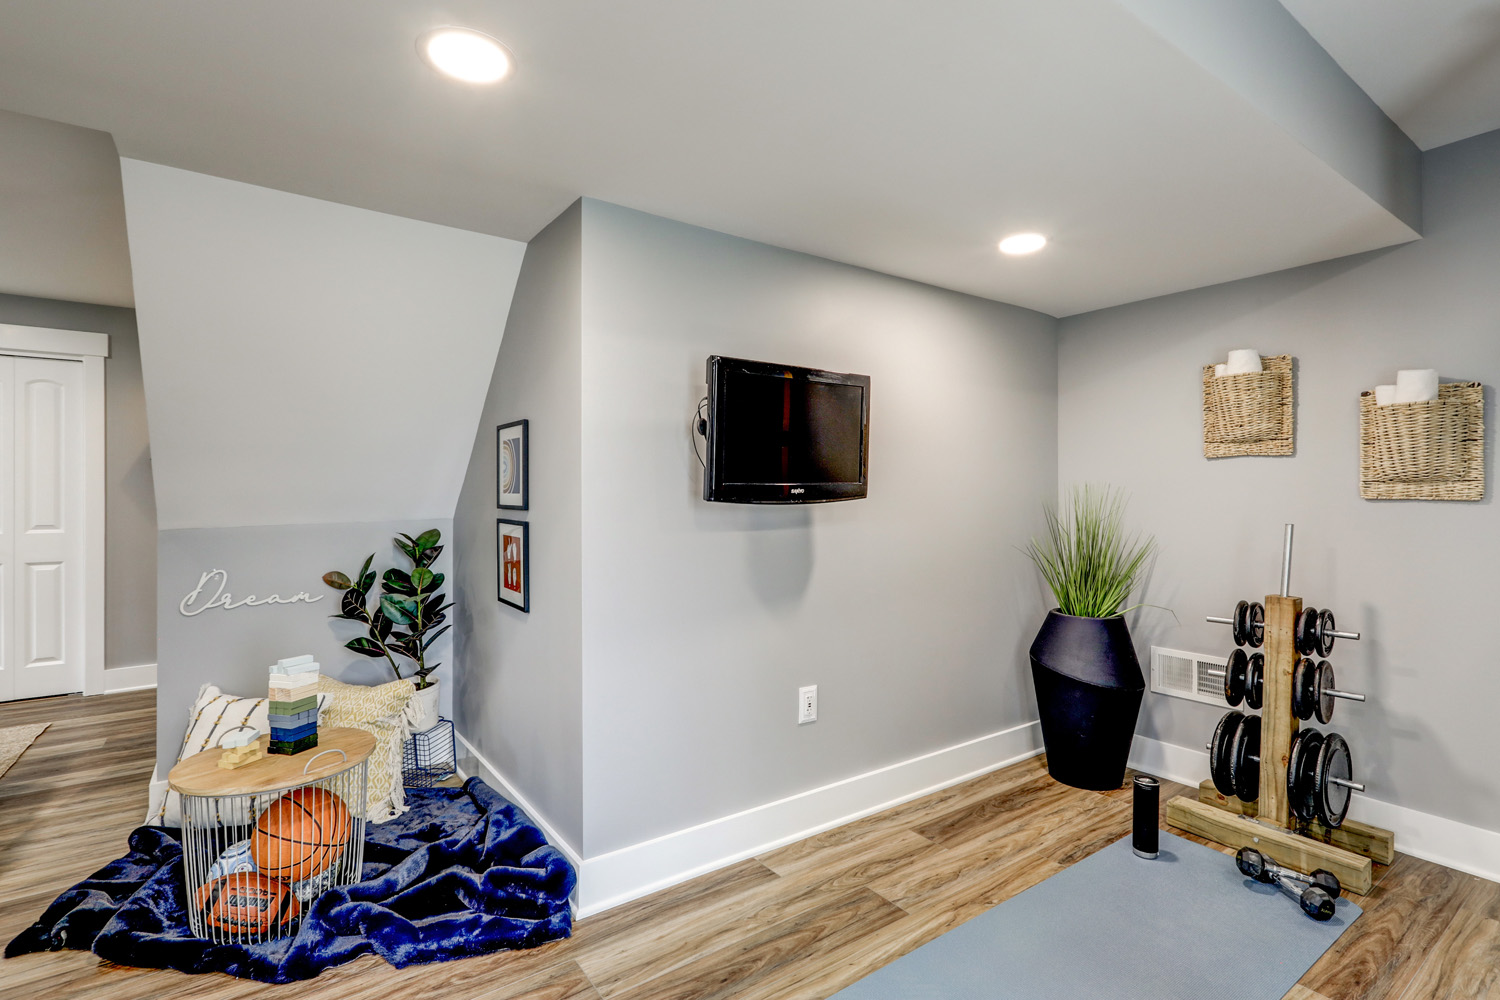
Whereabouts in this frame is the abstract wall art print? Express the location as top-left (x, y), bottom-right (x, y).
top-left (497, 419), bottom-right (529, 509)
top-left (497, 518), bottom-right (530, 612)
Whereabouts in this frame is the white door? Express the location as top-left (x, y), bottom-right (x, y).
top-left (0, 355), bottom-right (87, 700)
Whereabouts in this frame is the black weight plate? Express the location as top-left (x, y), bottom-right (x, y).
top-left (1317, 609), bottom-right (1337, 657)
top-left (1315, 660), bottom-right (1336, 725)
top-left (1233, 600), bottom-right (1250, 647)
top-left (1247, 603), bottom-right (1265, 648)
top-left (1293, 658), bottom-right (1318, 721)
top-left (1233, 714), bottom-right (1262, 802)
top-left (1294, 729), bottom-right (1325, 823)
top-left (1210, 712), bottom-right (1243, 797)
top-left (1287, 728), bottom-right (1312, 819)
top-left (1295, 607), bottom-right (1319, 656)
top-left (1245, 652), bottom-right (1265, 711)
top-left (1315, 732), bottom-right (1353, 828)
top-left (1224, 648), bottom-right (1249, 706)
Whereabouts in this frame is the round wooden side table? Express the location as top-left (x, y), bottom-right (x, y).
top-left (168, 726), bottom-right (375, 944)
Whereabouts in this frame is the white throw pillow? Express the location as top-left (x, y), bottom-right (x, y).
top-left (145, 683), bottom-right (333, 827)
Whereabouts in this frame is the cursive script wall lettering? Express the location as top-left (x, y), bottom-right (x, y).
top-left (179, 568), bottom-right (324, 617)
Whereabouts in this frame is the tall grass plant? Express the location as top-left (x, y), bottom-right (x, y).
top-left (1025, 485), bottom-right (1155, 619)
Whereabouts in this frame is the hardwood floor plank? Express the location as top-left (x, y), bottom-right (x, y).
top-left (602, 888), bottom-right (904, 1000)
top-left (1395, 908), bottom-right (1500, 1000)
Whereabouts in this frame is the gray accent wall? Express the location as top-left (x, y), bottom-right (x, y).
top-left (1058, 128), bottom-right (1500, 833)
top-left (577, 200), bottom-right (1058, 855)
top-left (0, 292), bottom-right (157, 672)
top-left (156, 519), bottom-right (453, 768)
top-left (452, 203), bottom-right (584, 849)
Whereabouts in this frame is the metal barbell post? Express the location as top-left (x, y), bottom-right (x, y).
top-left (1280, 523), bottom-right (1294, 598)
top-left (1324, 688), bottom-right (1366, 703)
top-left (1328, 776), bottom-right (1366, 792)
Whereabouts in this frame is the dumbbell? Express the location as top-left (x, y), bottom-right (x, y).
top-left (1292, 658), bottom-right (1366, 724)
top-left (1222, 648), bottom-right (1264, 710)
top-left (1235, 847), bottom-right (1339, 920)
top-left (1287, 727), bottom-right (1364, 828)
top-left (1208, 711), bottom-right (1261, 802)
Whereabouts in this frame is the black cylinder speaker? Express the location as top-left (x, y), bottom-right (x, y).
top-left (1133, 774), bottom-right (1160, 859)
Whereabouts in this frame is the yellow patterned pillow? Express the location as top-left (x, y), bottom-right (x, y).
top-left (317, 675), bottom-right (415, 823)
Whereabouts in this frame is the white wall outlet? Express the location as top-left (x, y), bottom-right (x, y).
top-left (798, 685), bottom-right (817, 725)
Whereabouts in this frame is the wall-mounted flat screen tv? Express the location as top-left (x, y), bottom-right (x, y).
top-left (702, 355), bottom-right (869, 504)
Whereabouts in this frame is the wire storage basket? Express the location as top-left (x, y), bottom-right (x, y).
top-left (403, 717), bottom-right (456, 788)
top-left (169, 728), bottom-right (374, 945)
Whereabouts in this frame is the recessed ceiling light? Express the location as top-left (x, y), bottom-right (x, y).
top-left (998, 233), bottom-right (1047, 256)
top-left (419, 27), bottom-right (514, 84)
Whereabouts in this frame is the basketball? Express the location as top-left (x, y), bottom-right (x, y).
top-left (195, 872), bottom-right (298, 934)
top-left (251, 786), bottom-right (350, 882)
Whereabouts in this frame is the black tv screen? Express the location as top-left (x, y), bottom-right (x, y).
top-left (703, 356), bottom-right (869, 503)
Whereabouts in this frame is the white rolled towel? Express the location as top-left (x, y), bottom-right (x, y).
top-left (1374, 384), bottom-right (1398, 406)
top-left (1214, 363), bottom-right (1228, 377)
top-left (1225, 349), bottom-right (1263, 375)
top-left (1395, 369), bottom-right (1439, 403)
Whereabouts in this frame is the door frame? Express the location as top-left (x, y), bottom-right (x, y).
top-left (0, 324), bottom-right (109, 696)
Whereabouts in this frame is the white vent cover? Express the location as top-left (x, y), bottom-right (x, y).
top-left (1150, 646), bottom-right (1229, 707)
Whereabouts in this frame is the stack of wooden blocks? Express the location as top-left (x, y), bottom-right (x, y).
top-left (217, 727), bottom-right (264, 769)
top-left (268, 655), bottom-right (320, 755)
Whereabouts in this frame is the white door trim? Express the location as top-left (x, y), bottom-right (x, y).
top-left (0, 324), bottom-right (111, 359)
top-left (0, 324), bottom-right (109, 696)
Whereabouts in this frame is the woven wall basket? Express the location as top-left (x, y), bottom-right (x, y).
top-left (1202, 355), bottom-right (1293, 458)
top-left (1359, 382), bottom-right (1484, 501)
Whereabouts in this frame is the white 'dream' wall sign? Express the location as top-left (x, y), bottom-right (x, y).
top-left (179, 568), bottom-right (324, 616)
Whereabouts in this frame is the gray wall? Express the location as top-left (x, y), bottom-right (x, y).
top-left (0, 291), bottom-right (157, 671)
top-left (1058, 127), bottom-right (1500, 833)
top-left (156, 519), bottom-right (453, 768)
top-left (578, 200), bottom-right (1058, 855)
top-left (452, 203), bottom-right (584, 849)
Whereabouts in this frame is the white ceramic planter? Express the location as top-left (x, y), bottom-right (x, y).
top-left (409, 680), bottom-right (441, 732)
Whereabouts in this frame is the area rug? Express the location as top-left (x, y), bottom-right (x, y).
top-left (0, 722), bottom-right (49, 780)
top-left (5, 777), bottom-right (575, 983)
top-left (832, 832), bottom-right (1360, 1000)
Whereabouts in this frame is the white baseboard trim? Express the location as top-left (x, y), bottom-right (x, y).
top-left (452, 731), bottom-right (585, 875)
top-left (1129, 734), bottom-right (1500, 884)
top-left (103, 662), bottom-right (157, 693)
top-left (576, 720), bottom-right (1044, 917)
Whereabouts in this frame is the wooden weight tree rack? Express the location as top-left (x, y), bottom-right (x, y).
top-left (1165, 524), bottom-right (1394, 895)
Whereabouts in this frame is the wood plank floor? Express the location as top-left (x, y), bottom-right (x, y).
top-left (2, 691), bottom-right (1497, 1000)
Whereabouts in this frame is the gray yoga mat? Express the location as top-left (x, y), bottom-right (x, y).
top-left (833, 832), bottom-right (1360, 1000)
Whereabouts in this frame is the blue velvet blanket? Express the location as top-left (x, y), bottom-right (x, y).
top-left (5, 778), bottom-right (575, 983)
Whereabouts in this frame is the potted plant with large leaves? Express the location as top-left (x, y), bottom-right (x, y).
top-left (324, 528), bottom-right (451, 731)
top-left (1025, 486), bottom-right (1157, 790)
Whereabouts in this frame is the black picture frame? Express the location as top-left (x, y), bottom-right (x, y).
top-left (497, 419), bottom-right (529, 509)
top-left (497, 518), bottom-right (530, 612)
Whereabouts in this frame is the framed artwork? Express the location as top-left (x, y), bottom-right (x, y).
top-left (497, 518), bottom-right (530, 612)
top-left (497, 419), bottom-right (529, 509)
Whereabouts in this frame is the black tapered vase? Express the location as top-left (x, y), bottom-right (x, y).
top-left (1029, 610), bottom-right (1145, 791)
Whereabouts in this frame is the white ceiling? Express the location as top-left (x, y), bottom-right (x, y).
top-left (0, 109), bottom-right (134, 307)
top-left (1279, 0), bottom-right (1500, 150)
top-left (0, 1), bottom-right (1423, 316)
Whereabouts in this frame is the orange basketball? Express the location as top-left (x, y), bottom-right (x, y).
top-left (251, 786), bottom-right (350, 882)
top-left (195, 872), bottom-right (299, 934)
